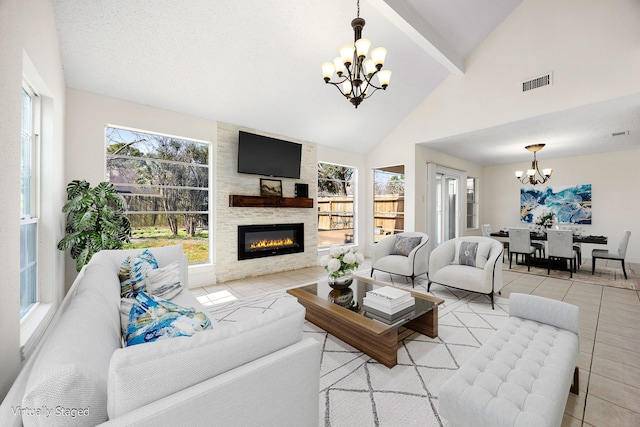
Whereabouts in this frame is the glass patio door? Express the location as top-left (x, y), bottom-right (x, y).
top-left (427, 164), bottom-right (464, 247)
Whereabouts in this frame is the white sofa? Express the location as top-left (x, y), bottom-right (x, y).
top-left (428, 236), bottom-right (504, 308)
top-left (0, 245), bottom-right (321, 427)
top-left (439, 293), bottom-right (580, 427)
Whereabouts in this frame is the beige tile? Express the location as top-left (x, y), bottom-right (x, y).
top-left (578, 368), bottom-right (589, 393)
top-left (599, 304), bottom-right (640, 322)
top-left (564, 388), bottom-right (586, 419)
top-left (588, 372), bottom-right (640, 412)
top-left (561, 413), bottom-right (583, 427)
top-left (579, 325), bottom-right (597, 341)
top-left (577, 351), bottom-right (592, 372)
top-left (584, 395), bottom-right (640, 427)
top-left (597, 318), bottom-right (640, 339)
top-left (593, 341), bottom-right (639, 368)
top-left (591, 355), bottom-right (640, 389)
top-left (579, 337), bottom-right (594, 355)
top-left (595, 329), bottom-right (640, 353)
top-left (597, 309), bottom-right (640, 328)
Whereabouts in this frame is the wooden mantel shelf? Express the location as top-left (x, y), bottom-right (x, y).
top-left (229, 195), bottom-right (314, 208)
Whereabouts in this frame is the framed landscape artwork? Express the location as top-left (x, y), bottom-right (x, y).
top-left (260, 179), bottom-right (282, 197)
top-left (520, 184), bottom-right (592, 224)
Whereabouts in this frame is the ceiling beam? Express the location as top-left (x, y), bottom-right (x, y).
top-left (368, 0), bottom-right (465, 75)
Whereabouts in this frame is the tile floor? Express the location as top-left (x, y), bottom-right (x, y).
top-left (189, 259), bottom-right (640, 427)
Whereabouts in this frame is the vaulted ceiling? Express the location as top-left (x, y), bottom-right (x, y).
top-left (51, 0), bottom-right (640, 162)
top-left (51, 0), bottom-right (522, 154)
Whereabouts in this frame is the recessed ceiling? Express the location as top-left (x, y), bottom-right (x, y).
top-left (418, 93), bottom-right (640, 166)
top-left (51, 0), bottom-right (523, 153)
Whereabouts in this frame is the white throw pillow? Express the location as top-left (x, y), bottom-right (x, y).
top-left (144, 261), bottom-right (183, 299)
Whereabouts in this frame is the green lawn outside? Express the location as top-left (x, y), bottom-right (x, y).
top-left (123, 227), bottom-right (209, 264)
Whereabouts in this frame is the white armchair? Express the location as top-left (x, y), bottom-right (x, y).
top-left (428, 237), bottom-right (504, 309)
top-left (371, 232), bottom-right (430, 287)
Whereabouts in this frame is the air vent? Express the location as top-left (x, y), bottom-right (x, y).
top-left (611, 131), bottom-right (629, 137)
top-left (522, 72), bottom-right (552, 92)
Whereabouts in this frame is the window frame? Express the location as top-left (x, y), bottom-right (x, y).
top-left (373, 166), bottom-right (405, 242)
top-left (317, 161), bottom-right (357, 249)
top-left (466, 177), bottom-right (479, 230)
top-left (20, 82), bottom-right (41, 321)
top-left (105, 125), bottom-right (212, 264)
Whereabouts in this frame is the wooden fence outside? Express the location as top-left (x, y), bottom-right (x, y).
top-left (317, 195), bottom-right (404, 236)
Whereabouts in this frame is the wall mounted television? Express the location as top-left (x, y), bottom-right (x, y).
top-left (237, 131), bottom-right (302, 179)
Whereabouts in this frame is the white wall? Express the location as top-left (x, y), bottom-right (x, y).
top-left (0, 0), bottom-right (67, 400)
top-left (484, 149), bottom-right (640, 263)
top-left (64, 89), bottom-right (218, 286)
top-left (367, 0), bottom-right (640, 258)
top-left (381, 0), bottom-right (640, 146)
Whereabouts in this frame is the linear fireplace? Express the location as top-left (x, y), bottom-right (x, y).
top-left (238, 223), bottom-right (305, 260)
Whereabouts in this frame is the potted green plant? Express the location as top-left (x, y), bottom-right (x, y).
top-left (57, 180), bottom-right (132, 271)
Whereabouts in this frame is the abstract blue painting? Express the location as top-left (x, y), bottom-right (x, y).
top-left (520, 184), bottom-right (592, 224)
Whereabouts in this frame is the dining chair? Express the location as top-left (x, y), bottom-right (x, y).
top-left (509, 228), bottom-right (537, 271)
top-left (546, 229), bottom-right (578, 278)
top-left (592, 230), bottom-right (631, 279)
top-left (560, 224), bottom-right (583, 268)
top-left (482, 224), bottom-right (508, 262)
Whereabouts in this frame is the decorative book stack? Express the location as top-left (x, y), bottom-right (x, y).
top-left (363, 286), bottom-right (415, 324)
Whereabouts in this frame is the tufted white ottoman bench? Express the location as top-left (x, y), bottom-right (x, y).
top-left (439, 293), bottom-right (580, 427)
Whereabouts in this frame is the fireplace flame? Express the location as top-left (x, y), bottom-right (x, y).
top-left (249, 237), bottom-right (295, 250)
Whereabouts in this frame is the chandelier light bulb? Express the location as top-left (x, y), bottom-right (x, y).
top-left (515, 171), bottom-right (523, 178)
top-left (340, 45), bottom-right (355, 67)
top-left (370, 47), bottom-right (387, 69)
top-left (377, 70), bottom-right (392, 88)
top-left (355, 38), bottom-right (371, 58)
top-left (342, 80), bottom-right (352, 95)
top-left (322, 62), bottom-right (335, 81)
top-left (363, 59), bottom-right (376, 76)
top-left (333, 57), bottom-right (345, 76)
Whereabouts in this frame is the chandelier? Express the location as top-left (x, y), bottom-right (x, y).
top-left (321, 0), bottom-right (392, 108)
top-left (515, 144), bottom-right (553, 185)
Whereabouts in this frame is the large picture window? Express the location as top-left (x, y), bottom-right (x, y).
top-left (317, 162), bottom-right (356, 248)
top-left (373, 166), bottom-right (404, 242)
top-left (106, 126), bottom-right (210, 263)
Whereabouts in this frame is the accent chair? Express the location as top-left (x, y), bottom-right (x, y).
top-left (371, 232), bottom-right (429, 287)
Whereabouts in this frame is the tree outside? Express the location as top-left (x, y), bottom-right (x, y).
top-left (106, 127), bottom-right (209, 263)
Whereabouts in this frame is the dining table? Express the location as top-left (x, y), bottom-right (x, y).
top-left (490, 230), bottom-right (608, 271)
top-left (490, 230), bottom-right (607, 245)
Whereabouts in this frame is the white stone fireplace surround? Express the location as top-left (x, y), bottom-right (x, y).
top-left (215, 122), bottom-right (318, 283)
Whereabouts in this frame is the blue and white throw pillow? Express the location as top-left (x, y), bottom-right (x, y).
top-left (125, 292), bottom-right (212, 347)
top-left (119, 249), bottom-right (158, 298)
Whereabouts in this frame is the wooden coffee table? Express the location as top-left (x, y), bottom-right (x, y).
top-left (287, 275), bottom-right (444, 368)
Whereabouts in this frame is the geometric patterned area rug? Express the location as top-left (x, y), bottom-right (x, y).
top-left (311, 272), bottom-right (510, 427)
top-left (206, 273), bottom-right (511, 427)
